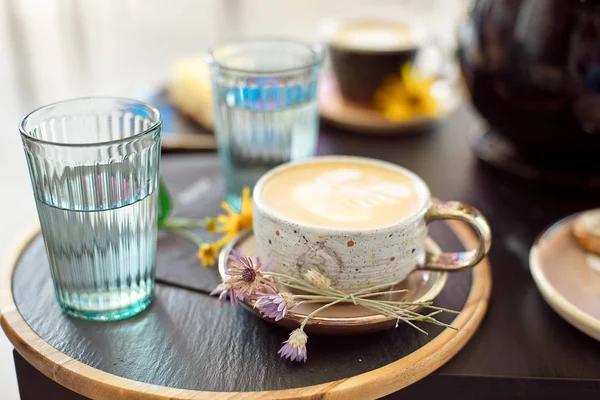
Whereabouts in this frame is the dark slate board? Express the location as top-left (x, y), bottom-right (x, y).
top-left (156, 154), bottom-right (225, 293)
top-left (13, 230), bottom-right (470, 391)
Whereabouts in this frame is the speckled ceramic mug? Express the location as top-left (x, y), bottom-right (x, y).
top-left (252, 156), bottom-right (491, 292)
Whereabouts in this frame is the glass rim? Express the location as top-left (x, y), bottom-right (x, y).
top-left (19, 96), bottom-right (162, 148)
top-left (207, 37), bottom-right (325, 75)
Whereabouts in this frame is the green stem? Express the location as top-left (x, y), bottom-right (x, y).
top-left (278, 283), bottom-right (327, 294)
top-left (357, 302), bottom-right (401, 320)
top-left (168, 228), bottom-right (205, 247)
top-left (356, 289), bottom-right (409, 298)
top-left (352, 297), bottom-right (455, 330)
top-left (299, 295), bottom-right (352, 331)
top-left (404, 320), bottom-right (428, 335)
top-left (352, 280), bottom-right (404, 296)
top-left (418, 304), bottom-right (461, 314)
top-left (292, 295), bottom-right (340, 301)
top-left (296, 300), bottom-right (332, 305)
top-left (266, 272), bottom-right (320, 288)
top-left (162, 217), bottom-right (212, 230)
top-left (358, 297), bottom-right (426, 318)
top-left (371, 300), bottom-right (432, 307)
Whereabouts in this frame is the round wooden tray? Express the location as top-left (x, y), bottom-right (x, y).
top-left (0, 216), bottom-right (490, 399)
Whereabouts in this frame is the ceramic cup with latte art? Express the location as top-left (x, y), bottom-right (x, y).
top-left (252, 156), bottom-right (491, 292)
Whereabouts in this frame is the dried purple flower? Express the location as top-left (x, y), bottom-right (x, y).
top-left (229, 248), bottom-right (245, 261)
top-left (256, 292), bottom-right (296, 321)
top-left (209, 284), bottom-right (239, 307)
top-left (278, 329), bottom-right (308, 362)
top-left (224, 252), bottom-right (278, 299)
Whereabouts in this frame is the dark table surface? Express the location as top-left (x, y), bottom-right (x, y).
top-left (10, 104), bottom-right (600, 399)
top-left (158, 105), bottom-right (600, 381)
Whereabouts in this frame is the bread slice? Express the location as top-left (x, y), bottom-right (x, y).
top-left (168, 57), bottom-right (214, 131)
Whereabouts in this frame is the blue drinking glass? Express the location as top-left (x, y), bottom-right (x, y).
top-left (208, 38), bottom-right (324, 206)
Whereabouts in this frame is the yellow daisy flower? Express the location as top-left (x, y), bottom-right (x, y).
top-left (197, 235), bottom-right (233, 268)
top-left (196, 188), bottom-right (254, 268)
top-left (374, 64), bottom-right (439, 121)
top-left (197, 242), bottom-right (219, 267)
top-left (215, 187), bottom-right (253, 241)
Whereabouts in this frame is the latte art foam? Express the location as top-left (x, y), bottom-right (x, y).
top-left (261, 161), bottom-right (424, 229)
top-left (293, 169), bottom-right (412, 223)
top-left (330, 20), bottom-right (416, 51)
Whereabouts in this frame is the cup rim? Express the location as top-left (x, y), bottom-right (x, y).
top-left (207, 37), bottom-right (325, 75)
top-left (253, 155), bottom-right (432, 234)
top-left (320, 17), bottom-right (428, 54)
top-left (19, 96), bottom-right (162, 148)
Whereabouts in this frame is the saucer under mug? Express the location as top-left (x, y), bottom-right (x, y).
top-left (219, 230), bottom-right (448, 335)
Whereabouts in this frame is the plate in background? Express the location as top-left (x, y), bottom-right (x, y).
top-left (319, 74), bottom-right (460, 135)
top-left (530, 212), bottom-right (600, 341)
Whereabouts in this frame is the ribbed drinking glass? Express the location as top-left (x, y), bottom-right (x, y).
top-left (208, 38), bottom-right (324, 205)
top-left (20, 97), bottom-right (162, 321)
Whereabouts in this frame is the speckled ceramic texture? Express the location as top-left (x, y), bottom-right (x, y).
top-left (219, 231), bottom-right (448, 335)
top-left (253, 156), bottom-right (431, 292)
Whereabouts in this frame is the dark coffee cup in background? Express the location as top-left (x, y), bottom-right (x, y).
top-left (328, 19), bottom-right (420, 105)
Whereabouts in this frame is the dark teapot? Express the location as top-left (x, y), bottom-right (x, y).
top-left (459, 0), bottom-right (600, 181)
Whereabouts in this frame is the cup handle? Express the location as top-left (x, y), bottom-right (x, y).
top-left (418, 201), bottom-right (492, 272)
